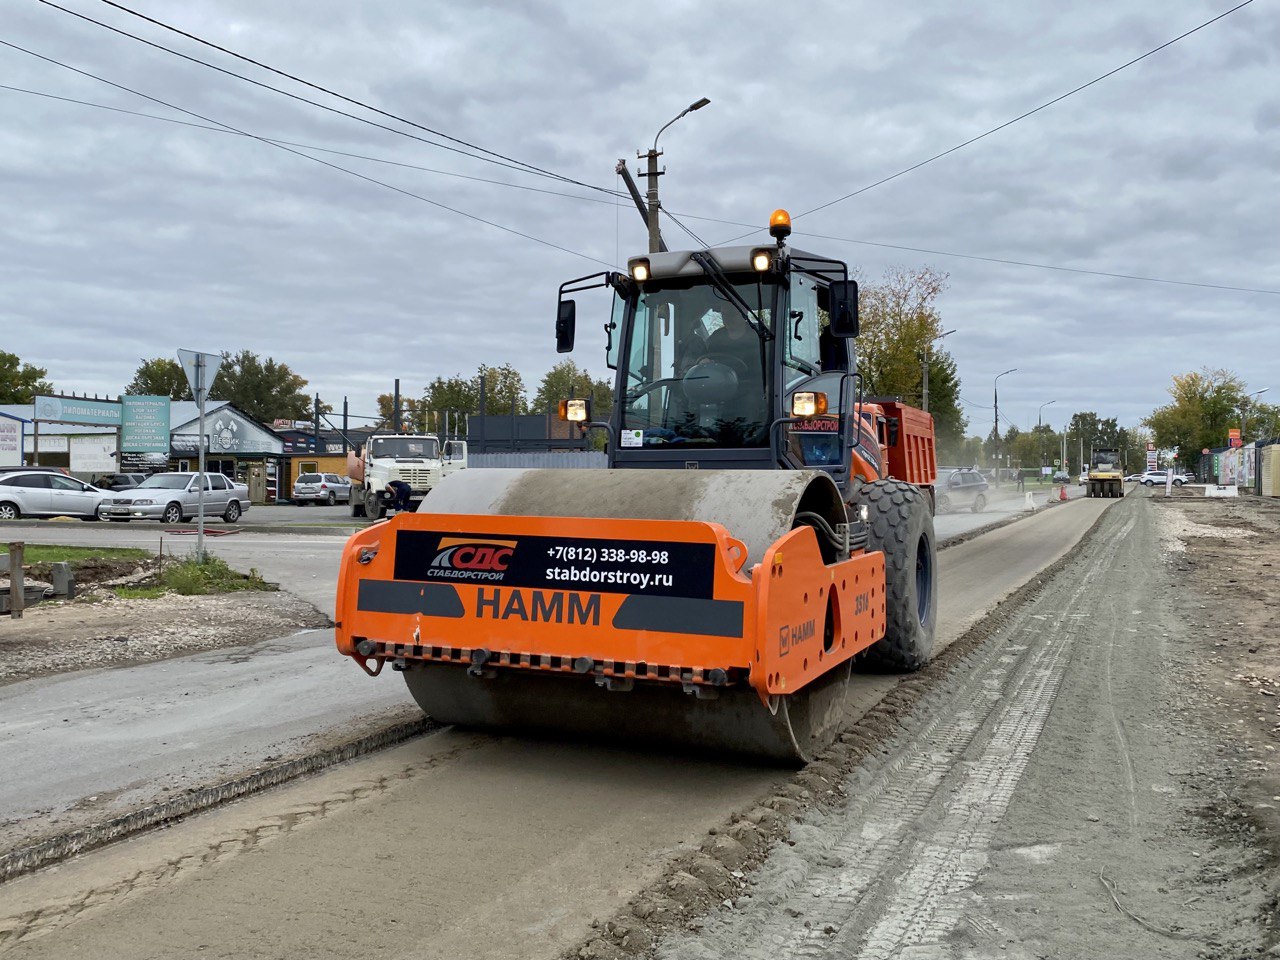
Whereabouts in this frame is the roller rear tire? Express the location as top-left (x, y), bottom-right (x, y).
top-left (851, 480), bottom-right (938, 671)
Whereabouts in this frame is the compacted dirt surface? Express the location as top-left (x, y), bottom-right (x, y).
top-left (574, 490), bottom-right (1278, 960)
top-left (0, 581), bottom-right (331, 686)
top-left (0, 492), bottom-right (1277, 959)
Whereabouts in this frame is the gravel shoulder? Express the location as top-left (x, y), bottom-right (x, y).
top-left (0, 578), bottom-right (331, 687)
top-left (566, 492), bottom-right (1279, 960)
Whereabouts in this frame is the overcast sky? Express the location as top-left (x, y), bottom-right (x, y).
top-left (2, 0), bottom-right (1276, 437)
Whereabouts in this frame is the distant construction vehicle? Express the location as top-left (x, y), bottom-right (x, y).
top-left (334, 207), bottom-right (940, 763)
top-left (1086, 448), bottom-right (1124, 498)
top-left (346, 433), bottom-right (466, 519)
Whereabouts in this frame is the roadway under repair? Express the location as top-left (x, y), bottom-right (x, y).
top-left (0, 490), bottom-right (1275, 959)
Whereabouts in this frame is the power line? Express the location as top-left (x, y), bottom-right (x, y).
top-left (35, 0), bottom-right (624, 197)
top-left (7, 80), bottom-right (1273, 298)
top-left (95, 0), bottom-right (618, 195)
top-left (719, 0), bottom-right (1256, 241)
top-left (792, 228), bottom-right (1280, 297)
top-left (660, 209), bottom-right (708, 249)
top-left (666, 206), bottom-right (1280, 297)
top-left (0, 38), bottom-right (611, 266)
top-left (0, 83), bottom-right (619, 207)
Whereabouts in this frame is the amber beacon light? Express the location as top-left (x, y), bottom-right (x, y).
top-left (769, 208), bottom-right (792, 241)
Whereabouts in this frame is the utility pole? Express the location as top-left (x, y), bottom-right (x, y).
top-left (1037, 400), bottom-right (1056, 476)
top-left (392, 378), bottom-right (401, 433)
top-left (993, 368), bottom-right (1017, 482)
top-left (1241, 387), bottom-right (1270, 442)
top-left (640, 98), bottom-right (710, 254)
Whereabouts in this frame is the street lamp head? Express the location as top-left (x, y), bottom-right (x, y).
top-left (654, 97), bottom-right (712, 151)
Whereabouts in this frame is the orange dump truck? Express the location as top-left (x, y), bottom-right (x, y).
top-left (335, 210), bottom-right (939, 762)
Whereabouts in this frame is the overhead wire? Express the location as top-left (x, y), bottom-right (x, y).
top-left (8, 77), bottom-right (1272, 297)
top-left (717, 0), bottom-right (1256, 242)
top-left (7, 77), bottom-right (1269, 299)
top-left (0, 83), bottom-right (619, 206)
top-left (0, 38), bottom-right (612, 266)
top-left (93, 0), bottom-right (623, 197)
top-left (35, 0), bottom-right (625, 197)
top-left (660, 209), bottom-right (708, 249)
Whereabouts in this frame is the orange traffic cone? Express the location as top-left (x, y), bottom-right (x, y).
top-left (1059, 485), bottom-right (1068, 502)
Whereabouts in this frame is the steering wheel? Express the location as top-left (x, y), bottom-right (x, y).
top-left (682, 352), bottom-right (750, 404)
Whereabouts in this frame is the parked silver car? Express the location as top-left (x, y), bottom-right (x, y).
top-left (102, 472), bottom-right (250, 523)
top-left (291, 472), bottom-right (351, 505)
top-left (0, 471), bottom-right (108, 521)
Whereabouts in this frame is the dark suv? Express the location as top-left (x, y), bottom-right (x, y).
top-left (936, 468), bottom-right (990, 514)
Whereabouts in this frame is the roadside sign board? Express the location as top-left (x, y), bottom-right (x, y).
top-left (0, 416), bottom-right (21, 467)
top-left (33, 395), bottom-right (121, 426)
top-left (1228, 428), bottom-right (1242, 448)
top-left (70, 435), bottom-right (117, 473)
top-left (1053, 459), bottom-right (1060, 466)
top-left (1146, 448), bottom-right (1158, 471)
top-left (121, 396), bottom-right (171, 453)
top-left (177, 349), bottom-right (222, 405)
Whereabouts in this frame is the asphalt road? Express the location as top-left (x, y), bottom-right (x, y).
top-left (0, 495), bottom-right (1115, 960)
top-left (0, 483), bottom-right (1072, 618)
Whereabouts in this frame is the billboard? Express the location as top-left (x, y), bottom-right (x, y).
top-left (1228, 428), bottom-right (1242, 448)
top-left (121, 395), bottom-right (171, 453)
top-left (33, 395), bottom-right (121, 426)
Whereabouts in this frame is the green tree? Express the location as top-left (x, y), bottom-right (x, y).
top-left (856, 265), bottom-right (967, 461)
top-left (375, 394), bottom-right (430, 432)
top-left (923, 352), bottom-right (966, 463)
top-left (209, 350), bottom-right (318, 423)
top-left (1143, 368), bottom-right (1257, 462)
top-left (0, 351), bottom-right (54, 403)
top-left (530, 360), bottom-right (613, 416)
top-left (423, 374), bottom-right (480, 417)
top-left (125, 358), bottom-right (192, 399)
top-left (480, 363), bottom-right (528, 415)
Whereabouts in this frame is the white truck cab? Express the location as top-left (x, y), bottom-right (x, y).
top-left (348, 433), bottom-right (467, 519)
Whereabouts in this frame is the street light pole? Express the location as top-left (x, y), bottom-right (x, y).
top-left (1038, 399), bottom-right (1057, 477)
top-left (993, 368), bottom-right (1017, 480)
top-left (920, 328), bottom-right (956, 413)
top-left (1241, 387), bottom-right (1270, 441)
top-left (642, 97), bottom-right (710, 254)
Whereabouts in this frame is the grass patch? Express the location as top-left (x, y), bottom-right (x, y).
top-left (157, 555), bottom-right (275, 596)
top-left (115, 585), bottom-right (167, 600)
top-left (1, 544), bottom-right (151, 563)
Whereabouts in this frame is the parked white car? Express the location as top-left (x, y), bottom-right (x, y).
top-left (101, 472), bottom-right (250, 524)
top-left (292, 472), bottom-right (351, 505)
top-left (0, 471), bottom-right (109, 521)
top-left (1140, 470), bottom-right (1189, 486)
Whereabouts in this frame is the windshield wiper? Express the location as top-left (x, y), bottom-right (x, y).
top-left (689, 252), bottom-right (773, 341)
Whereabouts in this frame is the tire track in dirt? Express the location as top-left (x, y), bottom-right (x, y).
top-left (658, 514), bottom-right (1136, 959)
top-left (0, 745), bottom-right (467, 951)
